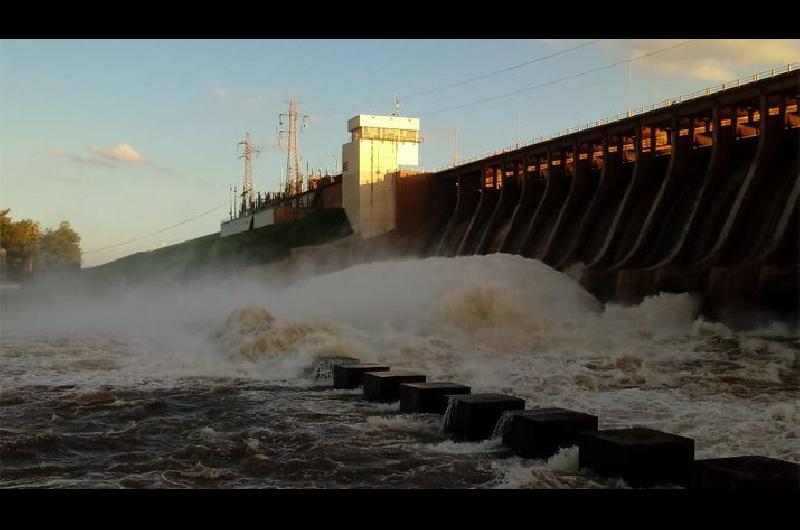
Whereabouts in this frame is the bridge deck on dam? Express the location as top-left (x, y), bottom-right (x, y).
top-left (408, 68), bottom-right (799, 321)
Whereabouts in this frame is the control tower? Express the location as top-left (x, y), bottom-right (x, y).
top-left (341, 114), bottom-right (421, 238)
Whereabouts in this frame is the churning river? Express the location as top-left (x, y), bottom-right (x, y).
top-left (1, 255), bottom-right (797, 488)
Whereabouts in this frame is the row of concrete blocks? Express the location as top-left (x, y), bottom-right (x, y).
top-left (332, 362), bottom-right (799, 489)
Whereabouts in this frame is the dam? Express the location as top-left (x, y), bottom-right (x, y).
top-left (85, 66), bottom-right (797, 326)
top-left (389, 67), bottom-right (799, 322)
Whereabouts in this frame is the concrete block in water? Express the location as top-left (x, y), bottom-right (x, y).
top-left (692, 456), bottom-right (799, 489)
top-left (578, 427), bottom-right (694, 487)
top-left (399, 383), bottom-right (471, 414)
top-left (444, 393), bottom-right (525, 441)
top-left (363, 372), bottom-right (427, 402)
top-left (309, 356), bottom-right (360, 380)
top-left (503, 407), bottom-right (598, 459)
top-left (333, 364), bottom-right (390, 389)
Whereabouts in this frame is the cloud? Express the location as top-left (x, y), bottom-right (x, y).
top-left (211, 86), bottom-right (266, 109)
top-left (49, 147), bottom-right (116, 168)
top-left (89, 143), bottom-right (144, 164)
top-left (50, 147), bottom-right (70, 157)
top-left (49, 143), bottom-right (178, 174)
top-left (605, 39), bottom-right (800, 82)
top-left (211, 86), bottom-right (230, 102)
top-left (72, 155), bottom-right (117, 168)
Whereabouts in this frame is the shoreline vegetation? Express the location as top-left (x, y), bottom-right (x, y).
top-left (1, 209), bottom-right (82, 282)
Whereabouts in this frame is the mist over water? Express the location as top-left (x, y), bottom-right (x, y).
top-left (1, 254), bottom-right (798, 488)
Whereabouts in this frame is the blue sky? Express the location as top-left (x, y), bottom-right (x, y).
top-left (1, 39), bottom-right (797, 266)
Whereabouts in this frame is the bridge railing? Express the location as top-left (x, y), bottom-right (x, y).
top-left (432, 62), bottom-right (799, 173)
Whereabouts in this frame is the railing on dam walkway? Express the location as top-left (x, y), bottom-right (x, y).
top-left (430, 62), bottom-right (799, 174)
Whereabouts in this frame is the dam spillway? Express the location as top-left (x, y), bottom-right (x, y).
top-left (401, 68), bottom-right (799, 321)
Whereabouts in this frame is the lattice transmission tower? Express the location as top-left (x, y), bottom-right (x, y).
top-left (237, 132), bottom-right (259, 214)
top-left (277, 100), bottom-right (309, 196)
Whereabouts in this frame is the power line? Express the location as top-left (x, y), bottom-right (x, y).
top-left (84, 202), bottom-right (227, 255)
top-left (314, 40), bottom-right (603, 116)
top-left (419, 39), bottom-right (702, 117)
top-left (404, 39), bottom-right (603, 100)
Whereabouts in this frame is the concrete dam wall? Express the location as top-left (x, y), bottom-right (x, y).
top-left (405, 71), bottom-right (798, 321)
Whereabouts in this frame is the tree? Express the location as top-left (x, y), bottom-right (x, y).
top-left (38, 221), bottom-right (82, 271)
top-left (1, 210), bottom-right (81, 279)
top-left (0, 209), bottom-right (40, 278)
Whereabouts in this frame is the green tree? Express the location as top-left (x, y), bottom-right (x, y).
top-left (38, 221), bottom-right (82, 271)
top-left (1, 210), bottom-right (82, 279)
top-left (0, 209), bottom-right (40, 278)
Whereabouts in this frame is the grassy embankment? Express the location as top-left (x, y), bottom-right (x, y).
top-left (85, 208), bottom-right (352, 284)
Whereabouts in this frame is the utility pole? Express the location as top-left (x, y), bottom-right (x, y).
top-left (627, 61), bottom-right (632, 117)
top-left (237, 132), bottom-right (259, 215)
top-left (451, 128), bottom-right (459, 166)
top-left (277, 100), bottom-right (309, 197)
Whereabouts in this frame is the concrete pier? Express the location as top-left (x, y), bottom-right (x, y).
top-left (362, 372), bottom-right (426, 402)
top-left (333, 364), bottom-right (390, 389)
top-left (434, 172), bottom-right (481, 256)
top-left (692, 456), bottom-right (800, 489)
top-left (476, 166), bottom-right (522, 254)
top-left (399, 383), bottom-right (471, 414)
top-left (520, 149), bottom-right (573, 259)
top-left (578, 428), bottom-right (695, 487)
top-left (542, 140), bottom-right (601, 265)
top-left (501, 160), bottom-right (546, 254)
top-left (457, 171), bottom-right (500, 256)
top-left (443, 393), bottom-right (525, 441)
top-left (561, 132), bottom-right (633, 273)
top-left (503, 407), bottom-right (598, 459)
top-left (309, 356), bottom-right (360, 380)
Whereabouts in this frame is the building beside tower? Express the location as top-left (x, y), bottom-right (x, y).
top-left (219, 113), bottom-right (421, 239)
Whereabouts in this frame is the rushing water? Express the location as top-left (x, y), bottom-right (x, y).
top-left (1, 254), bottom-right (797, 488)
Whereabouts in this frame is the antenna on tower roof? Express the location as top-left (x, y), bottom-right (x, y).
top-left (393, 95), bottom-right (401, 116)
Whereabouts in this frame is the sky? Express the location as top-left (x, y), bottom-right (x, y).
top-left (1, 39), bottom-right (798, 267)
